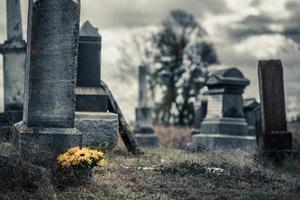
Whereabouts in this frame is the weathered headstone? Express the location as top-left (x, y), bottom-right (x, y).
top-left (13, 0), bottom-right (82, 160)
top-left (243, 98), bottom-right (260, 135)
top-left (75, 21), bottom-right (119, 148)
top-left (0, 0), bottom-right (26, 122)
top-left (257, 60), bottom-right (292, 159)
top-left (191, 93), bottom-right (208, 135)
top-left (191, 68), bottom-right (256, 151)
top-left (134, 66), bottom-right (159, 147)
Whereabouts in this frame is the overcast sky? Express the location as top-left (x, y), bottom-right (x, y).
top-left (0, 0), bottom-right (299, 121)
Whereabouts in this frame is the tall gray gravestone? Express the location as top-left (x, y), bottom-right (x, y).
top-left (13, 0), bottom-right (82, 160)
top-left (134, 66), bottom-right (159, 147)
top-left (75, 21), bottom-right (118, 148)
top-left (191, 68), bottom-right (256, 151)
top-left (258, 60), bottom-right (292, 159)
top-left (0, 0), bottom-right (26, 122)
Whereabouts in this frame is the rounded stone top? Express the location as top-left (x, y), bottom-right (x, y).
top-left (211, 68), bottom-right (245, 79)
top-left (206, 67), bottom-right (250, 87)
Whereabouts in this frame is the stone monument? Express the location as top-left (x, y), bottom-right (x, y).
top-left (13, 0), bottom-right (82, 160)
top-left (75, 21), bottom-right (119, 148)
top-left (191, 68), bottom-right (256, 151)
top-left (134, 65), bottom-right (159, 147)
top-left (243, 98), bottom-right (260, 135)
top-left (257, 60), bottom-right (292, 160)
top-left (0, 0), bottom-right (26, 122)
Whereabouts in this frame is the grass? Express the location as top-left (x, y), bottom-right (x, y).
top-left (1, 124), bottom-right (300, 200)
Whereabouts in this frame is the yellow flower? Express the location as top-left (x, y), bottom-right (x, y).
top-left (57, 147), bottom-right (106, 167)
top-left (97, 160), bottom-right (105, 167)
top-left (74, 148), bottom-right (91, 163)
top-left (67, 147), bottom-right (80, 156)
top-left (89, 150), bottom-right (104, 160)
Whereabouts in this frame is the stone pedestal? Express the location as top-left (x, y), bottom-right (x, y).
top-left (75, 21), bottom-right (119, 147)
top-left (13, 122), bottom-right (82, 158)
top-left (134, 66), bottom-right (159, 147)
top-left (191, 68), bottom-right (256, 151)
top-left (13, 0), bottom-right (82, 161)
top-left (75, 112), bottom-right (118, 148)
top-left (134, 107), bottom-right (159, 147)
top-left (258, 60), bottom-right (292, 160)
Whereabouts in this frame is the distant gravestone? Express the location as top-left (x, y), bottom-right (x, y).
top-left (0, 0), bottom-right (26, 123)
top-left (190, 68), bottom-right (256, 151)
top-left (243, 98), bottom-right (260, 135)
top-left (13, 0), bottom-right (82, 161)
top-left (191, 94), bottom-right (207, 135)
top-left (257, 60), bottom-right (292, 159)
top-left (134, 66), bottom-right (159, 147)
top-left (75, 21), bottom-right (119, 148)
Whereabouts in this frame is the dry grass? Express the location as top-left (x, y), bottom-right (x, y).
top-left (1, 125), bottom-right (300, 199)
top-left (154, 125), bottom-right (192, 149)
top-left (55, 148), bottom-right (300, 200)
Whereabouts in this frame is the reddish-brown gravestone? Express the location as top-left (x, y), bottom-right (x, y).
top-left (258, 60), bottom-right (292, 160)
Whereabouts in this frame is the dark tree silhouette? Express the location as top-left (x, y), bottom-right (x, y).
top-left (150, 9), bottom-right (219, 125)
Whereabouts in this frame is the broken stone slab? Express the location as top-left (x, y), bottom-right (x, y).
top-left (75, 112), bottom-right (119, 148)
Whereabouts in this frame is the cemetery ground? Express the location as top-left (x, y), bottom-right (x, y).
top-left (0, 125), bottom-right (300, 200)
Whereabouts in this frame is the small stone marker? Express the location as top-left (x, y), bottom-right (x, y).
top-left (257, 60), bottom-right (292, 159)
top-left (134, 66), bottom-right (159, 147)
top-left (191, 94), bottom-right (207, 135)
top-left (13, 0), bottom-right (82, 161)
top-left (191, 68), bottom-right (256, 151)
top-left (243, 98), bottom-right (260, 135)
top-left (0, 0), bottom-right (26, 122)
top-left (75, 21), bottom-right (119, 148)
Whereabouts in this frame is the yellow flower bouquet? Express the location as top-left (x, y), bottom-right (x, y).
top-left (56, 147), bottom-right (105, 183)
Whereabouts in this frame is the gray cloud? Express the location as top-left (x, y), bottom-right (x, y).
top-left (226, 0), bottom-right (300, 44)
top-left (80, 0), bottom-right (230, 28)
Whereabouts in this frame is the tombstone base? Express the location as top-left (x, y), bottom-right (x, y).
top-left (134, 127), bottom-right (159, 147)
top-left (200, 117), bottom-right (249, 135)
top-left (258, 132), bottom-right (293, 160)
top-left (12, 121), bottom-right (82, 164)
top-left (190, 133), bottom-right (256, 152)
top-left (75, 112), bottom-right (119, 149)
